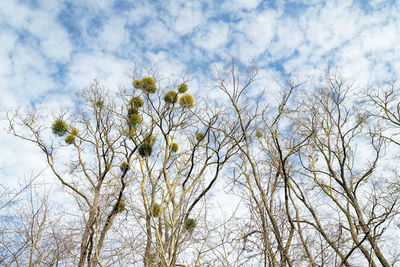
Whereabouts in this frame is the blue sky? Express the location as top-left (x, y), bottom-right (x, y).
top-left (1, 0), bottom-right (399, 105)
top-left (1, 0), bottom-right (399, 182)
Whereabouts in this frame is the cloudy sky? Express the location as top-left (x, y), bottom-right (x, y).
top-left (1, 0), bottom-right (399, 184)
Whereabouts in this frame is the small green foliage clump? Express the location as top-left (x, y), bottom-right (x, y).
top-left (128, 97), bottom-right (144, 127)
top-left (256, 130), bottom-right (263, 139)
top-left (184, 218), bottom-right (196, 231)
top-left (52, 119), bottom-right (68, 137)
top-left (129, 112), bottom-right (142, 125)
top-left (151, 203), bottom-right (160, 217)
top-left (123, 127), bottom-right (136, 138)
top-left (138, 143), bottom-right (153, 157)
top-left (128, 107), bottom-right (142, 126)
top-left (179, 94), bottom-right (194, 108)
top-left (95, 100), bottom-right (104, 108)
top-left (128, 107), bottom-right (138, 116)
top-left (130, 96), bottom-right (144, 108)
top-left (120, 162), bottom-right (129, 173)
top-left (133, 79), bottom-right (141, 88)
top-left (133, 77), bottom-right (157, 93)
top-left (163, 91), bottom-right (178, 104)
top-left (71, 127), bottom-right (79, 136)
top-left (195, 132), bottom-right (205, 142)
top-left (117, 200), bottom-right (125, 213)
top-left (170, 142), bottom-right (178, 152)
top-left (177, 83), bottom-right (188, 93)
top-left (142, 77), bottom-right (156, 92)
top-left (138, 136), bottom-right (156, 157)
top-left (65, 134), bottom-right (75, 144)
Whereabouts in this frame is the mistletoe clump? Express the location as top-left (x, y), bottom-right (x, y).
top-left (127, 96), bottom-right (144, 127)
top-left (123, 128), bottom-right (136, 138)
top-left (65, 127), bottom-right (78, 144)
top-left (179, 94), bottom-right (194, 108)
top-left (138, 143), bottom-right (152, 157)
top-left (120, 162), bottom-right (129, 173)
top-left (177, 83), bottom-right (188, 93)
top-left (195, 132), bottom-right (205, 142)
top-left (151, 203), bottom-right (160, 217)
top-left (128, 107), bottom-right (142, 126)
top-left (71, 127), bottom-right (79, 135)
top-left (184, 218), bottom-right (196, 231)
top-left (133, 77), bottom-right (157, 93)
top-left (138, 136), bottom-right (156, 157)
top-left (117, 200), bottom-right (125, 213)
top-left (129, 112), bottom-right (142, 125)
top-left (163, 91), bottom-right (178, 104)
top-left (170, 143), bottom-right (178, 153)
top-left (95, 100), bottom-right (104, 108)
top-left (65, 134), bottom-right (75, 144)
top-left (256, 130), bottom-right (263, 139)
top-left (170, 142), bottom-right (178, 152)
top-left (52, 119), bottom-right (68, 137)
top-left (130, 96), bottom-right (144, 108)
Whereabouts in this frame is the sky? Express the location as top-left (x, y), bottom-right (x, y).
top-left (1, 0), bottom-right (400, 185)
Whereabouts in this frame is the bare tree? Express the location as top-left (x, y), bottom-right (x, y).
top-left (7, 73), bottom-right (241, 266)
top-left (215, 61), bottom-right (310, 266)
top-left (0, 177), bottom-right (72, 266)
top-left (4, 64), bottom-right (400, 266)
top-left (7, 81), bottom-right (142, 266)
top-left (296, 72), bottom-right (398, 266)
top-left (117, 74), bottom-right (241, 266)
top-left (217, 64), bottom-right (400, 266)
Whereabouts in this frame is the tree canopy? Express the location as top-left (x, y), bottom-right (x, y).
top-left (3, 63), bottom-right (400, 266)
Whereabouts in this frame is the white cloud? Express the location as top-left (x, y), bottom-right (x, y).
top-left (0, 126), bottom-right (48, 189)
top-left (0, 0), bottom-right (73, 63)
top-left (99, 17), bottom-right (128, 52)
top-left (233, 0), bottom-right (261, 10)
top-left (229, 8), bottom-right (279, 62)
top-left (172, 2), bottom-right (204, 35)
top-left (67, 53), bottom-right (131, 92)
top-left (368, 0), bottom-right (386, 8)
top-left (299, 1), bottom-right (360, 63)
top-left (0, 30), bottom-right (18, 76)
top-left (144, 50), bottom-right (186, 78)
top-left (69, 0), bottom-right (115, 13)
top-left (194, 21), bottom-right (230, 51)
top-left (268, 17), bottom-right (304, 60)
top-left (0, 0), bottom-right (31, 29)
top-left (0, 44), bottom-right (59, 108)
top-left (238, 9), bottom-right (277, 47)
top-left (142, 19), bottom-right (177, 47)
top-left (126, 3), bottom-right (155, 25)
top-left (39, 22), bottom-right (73, 62)
top-left (221, 0), bottom-right (261, 12)
top-left (89, 0), bottom-right (114, 10)
top-left (270, 0), bottom-right (400, 86)
top-left (361, 23), bottom-right (397, 52)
